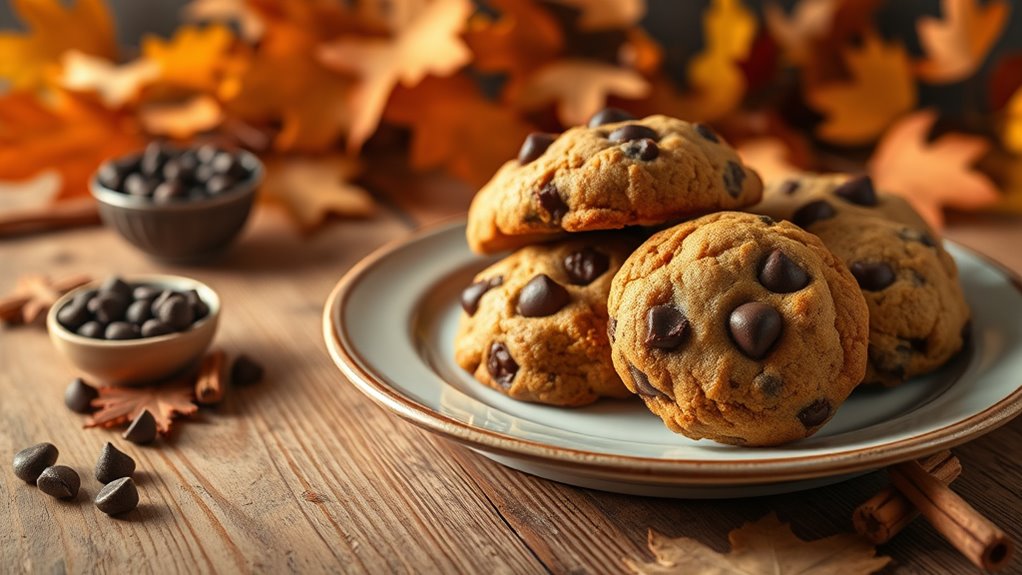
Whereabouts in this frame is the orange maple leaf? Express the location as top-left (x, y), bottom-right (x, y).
top-left (141, 24), bottom-right (237, 94)
top-left (914, 0), bottom-right (1010, 84)
top-left (261, 155), bottom-right (376, 231)
top-left (764, 0), bottom-right (839, 65)
top-left (0, 0), bottom-right (116, 90)
top-left (516, 59), bottom-right (649, 126)
top-left (86, 381), bottom-right (198, 434)
top-left (317, 0), bottom-right (473, 151)
top-left (868, 110), bottom-right (998, 230)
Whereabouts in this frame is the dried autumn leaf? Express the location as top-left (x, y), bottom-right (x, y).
top-left (869, 110), bottom-right (998, 230)
top-left (184, 0), bottom-right (265, 42)
top-left (765, 0), bottom-right (838, 65)
top-left (914, 0), bottom-right (1010, 84)
top-left (624, 513), bottom-right (891, 575)
top-left (516, 59), bottom-right (649, 126)
top-left (808, 31), bottom-right (916, 146)
top-left (140, 95), bottom-right (224, 139)
top-left (0, 0), bottom-right (116, 90)
top-left (59, 51), bottom-right (161, 108)
top-left (86, 381), bottom-right (198, 434)
top-left (262, 155), bottom-right (376, 231)
top-left (141, 24), bottom-right (236, 93)
top-left (545, 0), bottom-right (645, 31)
top-left (318, 0), bottom-right (473, 150)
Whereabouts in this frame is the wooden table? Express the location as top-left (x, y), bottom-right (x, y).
top-left (3, 181), bottom-right (1022, 574)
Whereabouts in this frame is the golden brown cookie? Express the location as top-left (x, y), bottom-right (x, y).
top-left (454, 236), bottom-right (636, 406)
top-left (608, 212), bottom-right (869, 446)
top-left (466, 112), bottom-right (763, 253)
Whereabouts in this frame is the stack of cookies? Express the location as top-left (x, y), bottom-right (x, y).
top-left (456, 109), bottom-right (969, 447)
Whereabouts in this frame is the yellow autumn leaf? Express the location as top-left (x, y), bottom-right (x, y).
top-left (683, 0), bottom-right (757, 122)
top-left (59, 51), bottom-right (161, 108)
top-left (808, 31), bottom-right (916, 145)
top-left (765, 0), bottom-right (839, 65)
top-left (0, 0), bottom-right (116, 91)
top-left (262, 155), bottom-right (375, 231)
top-left (516, 59), bottom-right (650, 126)
top-left (914, 0), bottom-right (1010, 84)
top-left (141, 25), bottom-right (236, 93)
top-left (544, 0), bottom-right (646, 31)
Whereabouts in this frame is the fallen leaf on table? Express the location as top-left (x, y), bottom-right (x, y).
top-left (624, 513), bottom-right (890, 575)
top-left (183, 0), bottom-right (266, 42)
top-left (139, 95), bottom-right (224, 139)
top-left (86, 381), bottom-right (198, 434)
top-left (516, 59), bottom-right (649, 126)
top-left (764, 0), bottom-right (838, 65)
top-left (737, 138), bottom-right (802, 184)
top-left (262, 155), bottom-right (376, 231)
top-left (141, 24), bottom-right (236, 93)
top-left (318, 0), bottom-right (473, 151)
top-left (385, 76), bottom-right (535, 186)
top-left (0, 0), bottom-right (116, 90)
top-left (914, 0), bottom-right (1009, 84)
top-left (59, 51), bottom-right (161, 108)
top-left (0, 273), bottom-right (92, 325)
top-left (807, 31), bottom-right (916, 146)
top-left (869, 110), bottom-right (998, 230)
top-left (544, 0), bottom-right (645, 31)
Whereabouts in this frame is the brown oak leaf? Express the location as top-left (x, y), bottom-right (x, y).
top-left (262, 155), bottom-right (376, 231)
top-left (86, 381), bottom-right (198, 434)
top-left (914, 0), bottom-right (1010, 84)
top-left (624, 513), bottom-right (891, 575)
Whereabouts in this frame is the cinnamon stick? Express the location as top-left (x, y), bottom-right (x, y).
top-left (0, 198), bottom-right (101, 238)
top-left (889, 459), bottom-right (1014, 571)
top-left (854, 450), bottom-right (961, 544)
top-left (195, 350), bottom-right (226, 404)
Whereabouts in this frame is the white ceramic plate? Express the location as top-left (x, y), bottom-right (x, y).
top-left (324, 220), bottom-right (1022, 498)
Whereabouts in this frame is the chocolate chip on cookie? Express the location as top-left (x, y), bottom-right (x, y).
top-left (461, 276), bottom-right (503, 316)
top-left (797, 399), bottom-right (831, 428)
top-left (486, 342), bottom-right (518, 388)
top-left (723, 162), bottom-right (746, 197)
top-left (588, 107), bottom-right (634, 127)
top-left (694, 123), bottom-right (719, 143)
top-left (833, 175), bottom-right (878, 206)
top-left (535, 182), bottom-right (568, 223)
top-left (518, 133), bottom-right (557, 165)
top-left (563, 247), bottom-right (609, 285)
top-left (778, 179), bottom-right (800, 195)
top-left (850, 261), bottom-right (895, 291)
top-left (792, 199), bottom-right (836, 228)
top-left (608, 124), bottom-right (659, 143)
top-left (728, 302), bottom-right (783, 360)
top-left (645, 304), bottom-right (689, 350)
top-left (628, 364), bottom-right (669, 400)
top-left (622, 139), bottom-right (659, 161)
top-left (759, 249), bottom-right (810, 293)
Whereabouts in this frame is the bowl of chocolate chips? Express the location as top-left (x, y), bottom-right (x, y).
top-left (47, 275), bottom-right (220, 385)
top-left (91, 142), bottom-right (262, 262)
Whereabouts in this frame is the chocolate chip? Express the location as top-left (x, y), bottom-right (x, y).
top-left (518, 132), bottom-right (557, 165)
top-left (12, 443), bottom-right (59, 483)
top-left (65, 377), bottom-right (98, 413)
top-left (461, 276), bottom-right (503, 315)
top-left (792, 200), bottom-right (835, 228)
top-left (210, 151), bottom-right (239, 175)
top-left (607, 317), bottom-right (617, 344)
top-left (184, 289), bottom-right (210, 320)
top-left (153, 180), bottom-right (188, 203)
top-left (89, 292), bottom-right (129, 324)
top-left (196, 143), bottom-right (220, 164)
top-left (37, 466), bottom-right (80, 499)
top-left (645, 304), bottom-right (689, 350)
top-left (57, 300), bottom-right (90, 330)
top-left (157, 295), bottom-right (194, 330)
top-left (587, 107), bottom-right (634, 127)
top-left (797, 399), bottom-right (831, 428)
top-left (206, 174), bottom-right (236, 195)
top-left (728, 302), bottom-right (783, 360)
top-left (123, 410), bottom-right (157, 445)
top-left (563, 248), bottom-right (609, 285)
top-left (140, 319), bottom-right (174, 338)
top-left (754, 373), bottom-right (783, 397)
top-left (694, 123), bottom-right (719, 142)
top-left (95, 442), bottom-right (135, 484)
top-left (125, 300), bottom-right (152, 324)
top-left (535, 182), bottom-right (568, 223)
top-left (833, 175), bottom-right (877, 206)
top-left (100, 277), bottom-right (132, 299)
top-left (230, 354), bottom-right (265, 386)
top-left (161, 158), bottom-right (191, 183)
top-left (778, 179), bottom-right (801, 195)
top-left (757, 215), bottom-right (775, 225)
top-left (105, 321), bottom-right (140, 340)
top-left (132, 285), bottom-right (160, 301)
top-left (898, 227), bottom-right (936, 247)
top-left (628, 364), bottom-right (668, 399)
top-left (97, 159), bottom-right (131, 191)
top-left (77, 321), bottom-right (105, 338)
top-left (140, 141), bottom-right (167, 177)
top-left (850, 261), bottom-right (895, 291)
top-left (95, 477), bottom-right (139, 516)
top-left (123, 173), bottom-right (155, 197)
top-left (723, 162), bottom-right (746, 197)
top-left (150, 290), bottom-right (174, 316)
top-left (759, 249), bottom-right (810, 293)
top-left (517, 274), bottom-right (570, 317)
top-left (622, 138), bottom-right (659, 161)
top-left (608, 124), bottom-right (659, 143)
top-left (486, 342), bottom-right (518, 388)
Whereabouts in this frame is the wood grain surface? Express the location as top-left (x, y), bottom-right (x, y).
top-left (2, 180), bottom-right (1022, 574)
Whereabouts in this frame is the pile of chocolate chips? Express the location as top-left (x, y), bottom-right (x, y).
top-left (57, 276), bottom-right (210, 340)
top-left (12, 441), bottom-right (139, 515)
top-left (96, 142), bottom-right (252, 203)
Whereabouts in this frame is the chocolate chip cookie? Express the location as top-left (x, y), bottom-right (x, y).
top-left (608, 212), bottom-right (869, 446)
top-left (455, 236), bottom-right (636, 406)
top-left (466, 111), bottom-right (764, 253)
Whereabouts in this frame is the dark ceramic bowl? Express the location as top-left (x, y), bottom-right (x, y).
top-left (90, 150), bottom-right (263, 262)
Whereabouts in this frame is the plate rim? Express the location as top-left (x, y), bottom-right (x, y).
top-left (323, 218), bottom-right (1022, 485)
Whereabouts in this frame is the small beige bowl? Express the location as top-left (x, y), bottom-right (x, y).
top-left (47, 275), bottom-right (220, 386)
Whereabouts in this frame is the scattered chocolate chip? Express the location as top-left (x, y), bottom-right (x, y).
top-left (37, 466), bottom-right (80, 499)
top-left (607, 317), bottom-right (617, 344)
top-left (125, 300), bottom-right (152, 324)
top-left (587, 107), bottom-right (634, 127)
top-left (230, 355), bottom-right (265, 386)
top-left (608, 124), bottom-right (659, 143)
top-left (486, 342), bottom-right (518, 388)
top-left (77, 321), bottom-right (105, 338)
top-left (645, 304), bottom-right (689, 350)
top-left (95, 477), bottom-right (139, 516)
top-left (757, 215), bottom-right (775, 225)
top-left (95, 442), bottom-right (135, 484)
top-left (157, 295), bottom-right (194, 330)
top-left (89, 292), bottom-right (129, 324)
top-left (518, 132), bottom-right (557, 164)
top-left (754, 373), bottom-right (783, 397)
top-left (628, 364), bottom-right (668, 399)
top-left (132, 285), bottom-right (160, 301)
top-left (123, 410), bottom-right (158, 445)
top-left (792, 199), bottom-right (835, 228)
top-left (833, 175), bottom-right (877, 206)
top-left (105, 321), bottom-right (140, 340)
top-left (694, 123), bottom-right (719, 142)
top-left (461, 276), bottom-right (503, 315)
top-left (622, 138), bottom-right (659, 161)
top-left (728, 302), bottom-right (783, 360)
top-left (758, 249), bottom-right (810, 293)
top-left (850, 261), bottom-right (896, 291)
top-left (778, 179), bottom-right (801, 195)
top-left (536, 182), bottom-right (568, 223)
top-left (57, 300), bottom-right (90, 330)
top-left (65, 377), bottom-right (98, 413)
top-left (723, 162), bottom-right (746, 197)
top-left (140, 319), bottom-right (174, 338)
top-left (13, 443), bottom-right (59, 483)
top-left (898, 227), bottom-right (936, 247)
top-left (517, 274), bottom-right (571, 317)
top-left (798, 399), bottom-right (831, 428)
top-left (563, 248), bottom-right (609, 285)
